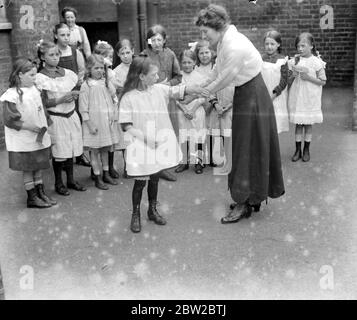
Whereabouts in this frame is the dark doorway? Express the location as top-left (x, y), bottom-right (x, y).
top-left (80, 22), bottom-right (119, 53)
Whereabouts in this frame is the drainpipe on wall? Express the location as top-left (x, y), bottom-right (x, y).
top-left (147, 0), bottom-right (159, 27)
top-left (352, 31), bottom-right (357, 131)
top-left (0, 0), bottom-right (12, 29)
top-left (0, 263), bottom-right (4, 300)
top-left (0, 0), bottom-right (12, 149)
top-left (137, 0), bottom-right (147, 51)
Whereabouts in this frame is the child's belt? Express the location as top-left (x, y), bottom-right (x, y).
top-left (47, 108), bottom-right (75, 118)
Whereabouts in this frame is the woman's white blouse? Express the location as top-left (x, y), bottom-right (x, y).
top-left (206, 25), bottom-right (262, 94)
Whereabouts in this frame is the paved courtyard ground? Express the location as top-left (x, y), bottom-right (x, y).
top-left (0, 87), bottom-right (356, 299)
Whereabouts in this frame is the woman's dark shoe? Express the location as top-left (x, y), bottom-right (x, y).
top-left (250, 203), bottom-right (261, 212)
top-left (67, 181), bottom-right (87, 191)
top-left (94, 174), bottom-right (109, 190)
top-left (243, 208), bottom-right (252, 218)
top-left (36, 184), bottom-right (57, 205)
top-left (147, 201), bottom-right (166, 225)
top-left (231, 202), bottom-right (260, 212)
top-left (302, 141), bottom-right (310, 162)
top-left (175, 164), bottom-right (189, 173)
top-left (291, 141), bottom-right (302, 162)
top-left (123, 170), bottom-right (129, 179)
top-left (209, 161), bottom-right (217, 167)
top-left (76, 154), bottom-right (91, 167)
top-left (194, 163), bottom-right (204, 174)
top-left (55, 183), bottom-right (70, 196)
top-left (26, 188), bottom-right (52, 208)
top-left (221, 204), bottom-right (252, 224)
top-left (103, 170), bottom-right (118, 185)
top-left (130, 206), bottom-right (141, 233)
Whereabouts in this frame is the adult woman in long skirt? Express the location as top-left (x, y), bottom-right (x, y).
top-left (195, 4), bottom-right (285, 223)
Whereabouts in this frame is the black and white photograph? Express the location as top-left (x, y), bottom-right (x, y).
top-left (0, 0), bottom-right (356, 303)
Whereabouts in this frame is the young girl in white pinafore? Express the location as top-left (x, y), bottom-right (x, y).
top-left (141, 24), bottom-right (182, 182)
top-left (0, 59), bottom-right (56, 208)
top-left (93, 40), bottom-right (122, 180)
top-left (79, 54), bottom-right (120, 190)
top-left (261, 30), bottom-right (289, 134)
top-left (194, 40), bottom-right (219, 167)
top-left (288, 32), bottom-right (326, 162)
top-left (36, 41), bottom-right (87, 196)
top-left (113, 38), bottom-right (135, 178)
top-left (119, 56), bottom-right (198, 233)
top-left (175, 49), bottom-right (207, 174)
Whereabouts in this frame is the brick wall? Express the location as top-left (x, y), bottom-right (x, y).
top-left (7, 0), bottom-right (60, 60)
top-left (158, 0), bottom-right (357, 86)
top-left (0, 0), bottom-right (59, 148)
top-left (0, 32), bottom-right (12, 147)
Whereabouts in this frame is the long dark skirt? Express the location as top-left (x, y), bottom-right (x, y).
top-left (228, 73), bottom-right (285, 205)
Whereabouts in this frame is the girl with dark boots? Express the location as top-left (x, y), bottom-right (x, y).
top-left (288, 33), bottom-right (327, 162)
top-left (194, 40), bottom-right (219, 168)
top-left (119, 56), bottom-right (199, 233)
top-left (54, 23), bottom-right (91, 168)
top-left (175, 49), bottom-right (207, 175)
top-left (130, 174), bottom-right (166, 233)
top-left (36, 41), bottom-right (86, 196)
top-left (0, 58), bottom-right (56, 208)
top-left (79, 54), bottom-right (120, 190)
top-left (93, 40), bottom-right (121, 180)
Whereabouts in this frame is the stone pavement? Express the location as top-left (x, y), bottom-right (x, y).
top-left (0, 87), bottom-right (356, 299)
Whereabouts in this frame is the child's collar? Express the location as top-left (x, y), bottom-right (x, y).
top-left (40, 66), bottom-right (65, 78)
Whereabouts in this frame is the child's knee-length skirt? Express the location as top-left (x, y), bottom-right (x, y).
top-left (9, 148), bottom-right (51, 171)
top-left (177, 106), bottom-right (206, 144)
top-left (48, 113), bottom-right (83, 159)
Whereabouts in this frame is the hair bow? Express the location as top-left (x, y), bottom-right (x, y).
top-left (97, 40), bottom-right (109, 46)
top-left (36, 39), bottom-right (44, 48)
top-left (188, 42), bottom-right (198, 52)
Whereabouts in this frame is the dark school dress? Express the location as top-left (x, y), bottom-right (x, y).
top-left (58, 46), bottom-right (79, 75)
top-left (58, 46), bottom-right (82, 120)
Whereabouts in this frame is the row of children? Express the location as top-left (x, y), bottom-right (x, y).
top-left (0, 21), bottom-right (326, 233)
top-left (0, 23), bottom-right (200, 219)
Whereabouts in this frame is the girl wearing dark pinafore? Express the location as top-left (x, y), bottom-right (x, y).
top-left (54, 23), bottom-right (90, 167)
